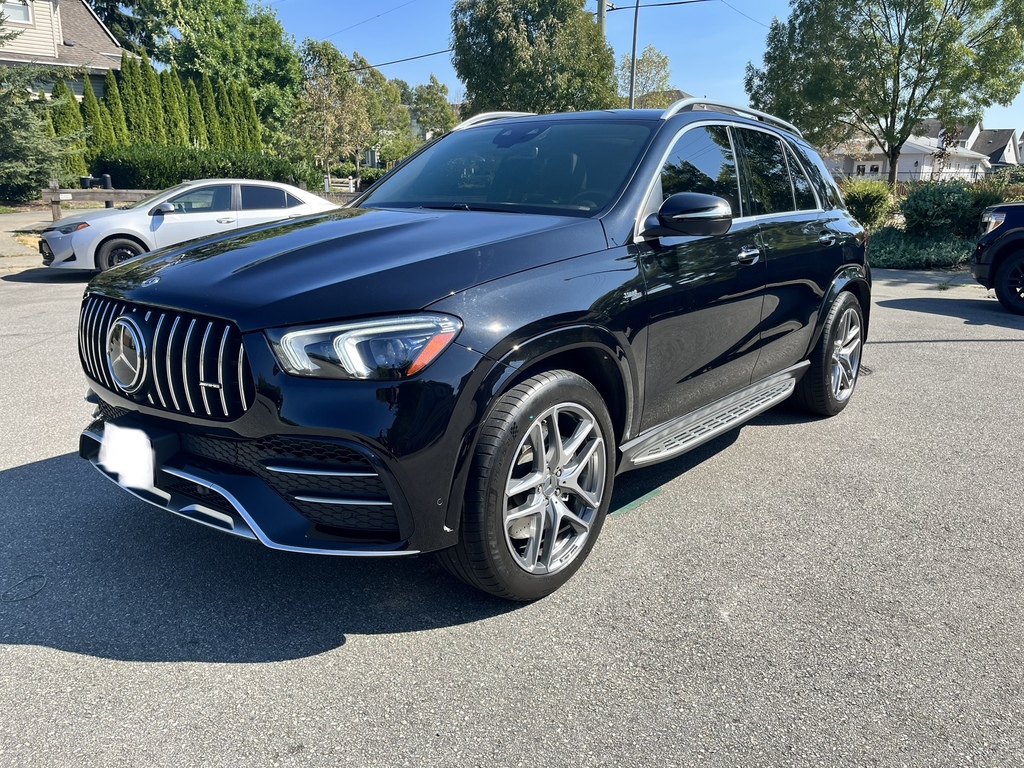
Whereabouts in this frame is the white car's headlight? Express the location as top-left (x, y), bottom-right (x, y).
top-left (53, 221), bottom-right (90, 235)
top-left (267, 314), bottom-right (463, 380)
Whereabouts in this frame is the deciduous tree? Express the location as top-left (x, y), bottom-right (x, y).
top-left (746, 0), bottom-right (1024, 183)
top-left (451, 0), bottom-right (617, 113)
top-left (617, 44), bottom-right (673, 109)
top-left (412, 74), bottom-right (457, 137)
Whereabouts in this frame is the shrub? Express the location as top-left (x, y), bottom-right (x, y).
top-left (358, 167), bottom-right (386, 186)
top-left (93, 145), bottom-right (321, 190)
top-left (841, 179), bottom-right (891, 229)
top-left (900, 180), bottom-right (975, 238)
top-left (867, 225), bottom-right (974, 269)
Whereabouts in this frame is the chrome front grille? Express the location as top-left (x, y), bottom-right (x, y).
top-left (80, 294), bottom-right (255, 421)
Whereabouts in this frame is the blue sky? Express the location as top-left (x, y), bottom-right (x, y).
top-left (269, 0), bottom-right (1024, 134)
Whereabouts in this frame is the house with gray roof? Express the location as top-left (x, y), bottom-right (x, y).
top-left (1, 0), bottom-right (123, 97)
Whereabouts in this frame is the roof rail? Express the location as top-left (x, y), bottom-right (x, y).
top-left (661, 98), bottom-right (803, 138)
top-left (451, 111), bottom-right (536, 131)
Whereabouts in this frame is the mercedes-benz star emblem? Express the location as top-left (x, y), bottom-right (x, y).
top-left (106, 316), bottom-right (147, 394)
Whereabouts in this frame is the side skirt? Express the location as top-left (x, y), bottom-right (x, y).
top-left (618, 362), bottom-right (808, 472)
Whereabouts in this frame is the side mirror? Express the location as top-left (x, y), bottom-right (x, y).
top-left (643, 192), bottom-right (733, 238)
top-left (149, 202), bottom-right (175, 216)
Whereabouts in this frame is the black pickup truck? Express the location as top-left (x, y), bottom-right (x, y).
top-left (974, 203), bottom-right (1024, 314)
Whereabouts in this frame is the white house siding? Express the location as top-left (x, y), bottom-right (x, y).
top-left (2, 0), bottom-right (58, 59)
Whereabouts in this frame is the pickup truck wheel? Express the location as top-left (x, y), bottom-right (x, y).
top-left (794, 291), bottom-right (863, 417)
top-left (438, 370), bottom-right (614, 601)
top-left (96, 238), bottom-right (144, 271)
top-left (994, 252), bottom-right (1024, 315)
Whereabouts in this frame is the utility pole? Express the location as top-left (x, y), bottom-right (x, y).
top-left (627, 0), bottom-right (639, 108)
top-left (598, 0), bottom-right (607, 37)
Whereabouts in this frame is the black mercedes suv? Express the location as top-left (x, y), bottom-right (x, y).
top-left (78, 100), bottom-right (870, 600)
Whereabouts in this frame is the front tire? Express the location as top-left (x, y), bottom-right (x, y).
top-left (794, 291), bottom-right (864, 417)
top-left (994, 252), bottom-right (1024, 315)
top-left (438, 370), bottom-right (615, 601)
top-left (95, 237), bottom-right (144, 271)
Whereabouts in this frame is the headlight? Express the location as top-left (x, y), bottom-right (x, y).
top-left (267, 314), bottom-right (463, 380)
top-left (53, 221), bottom-right (90, 235)
top-left (981, 211), bottom-right (1006, 235)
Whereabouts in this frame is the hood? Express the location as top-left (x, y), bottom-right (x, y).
top-left (43, 206), bottom-right (137, 230)
top-left (87, 207), bottom-right (609, 331)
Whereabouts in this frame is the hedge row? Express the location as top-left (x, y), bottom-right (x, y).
top-left (93, 145), bottom-right (321, 190)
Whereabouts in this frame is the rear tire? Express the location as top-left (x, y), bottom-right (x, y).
top-left (994, 252), bottom-right (1024, 315)
top-left (794, 291), bottom-right (864, 417)
top-left (437, 370), bottom-right (615, 601)
top-left (96, 237), bottom-right (144, 271)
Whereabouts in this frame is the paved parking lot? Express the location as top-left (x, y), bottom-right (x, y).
top-left (1, 266), bottom-right (1022, 767)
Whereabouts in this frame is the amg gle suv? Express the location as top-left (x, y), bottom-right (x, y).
top-left (78, 100), bottom-right (870, 600)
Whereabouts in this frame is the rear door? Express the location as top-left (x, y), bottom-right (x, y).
top-left (733, 127), bottom-right (840, 381)
top-left (235, 184), bottom-right (302, 230)
top-left (152, 183), bottom-right (237, 248)
top-left (637, 123), bottom-right (767, 430)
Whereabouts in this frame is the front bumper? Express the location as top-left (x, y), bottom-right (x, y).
top-left (80, 413), bottom-right (421, 556)
top-left (40, 230), bottom-right (81, 268)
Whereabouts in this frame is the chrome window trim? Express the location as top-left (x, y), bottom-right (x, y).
top-left (633, 120), bottom-right (751, 243)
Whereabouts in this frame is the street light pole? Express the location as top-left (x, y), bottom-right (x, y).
top-left (598, 0), bottom-right (607, 37)
top-left (627, 0), bottom-right (639, 108)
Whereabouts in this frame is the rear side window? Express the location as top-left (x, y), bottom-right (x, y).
top-left (659, 125), bottom-right (742, 216)
top-left (785, 143), bottom-right (819, 210)
top-left (286, 193), bottom-right (304, 208)
top-left (241, 185), bottom-right (287, 210)
top-left (736, 128), bottom-right (794, 215)
top-left (789, 140), bottom-right (844, 210)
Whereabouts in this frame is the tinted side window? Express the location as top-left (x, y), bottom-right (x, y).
top-left (660, 125), bottom-right (741, 215)
top-left (789, 140), bottom-right (843, 210)
top-left (241, 185), bottom-right (287, 210)
top-left (738, 129), bottom-right (794, 215)
top-left (167, 184), bottom-right (233, 214)
top-left (286, 193), bottom-right (304, 208)
top-left (785, 144), bottom-right (818, 210)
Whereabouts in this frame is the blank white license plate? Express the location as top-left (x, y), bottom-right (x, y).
top-left (98, 422), bottom-right (156, 492)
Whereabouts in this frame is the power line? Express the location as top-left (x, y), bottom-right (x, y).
top-left (717, 0), bottom-right (770, 28)
top-left (321, 0), bottom-right (422, 40)
top-left (345, 48), bottom-right (452, 73)
top-left (607, 0), bottom-right (713, 11)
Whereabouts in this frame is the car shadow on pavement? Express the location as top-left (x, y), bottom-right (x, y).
top-left (0, 453), bottom-right (517, 664)
top-left (1, 268), bottom-right (92, 284)
top-left (876, 296), bottom-right (1024, 330)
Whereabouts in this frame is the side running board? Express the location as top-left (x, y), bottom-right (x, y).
top-left (618, 363), bottom-right (808, 472)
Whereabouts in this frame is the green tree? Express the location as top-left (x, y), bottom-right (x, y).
top-left (351, 53), bottom-right (416, 166)
top-left (412, 74), bottom-right (457, 137)
top-left (617, 44), bottom-right (673, 109)
top-left (140, 51), bottom-right (166, 145)
top-left (119, 50), bottom-right (152, 143)
top-left (102, 68), bottom-right (129, 144)
top-left (81, 76), bottom-right (113, 164)
top-left (161, 69), bottom-right (188, 146)
top-left (200, 73), bottom-right (223, 149)
top-left (184, 78), bottom-right (208, 148)
top-left (451, 0), bottom-right (617, 113)
top-left (291, 39), bottom-right (369, 181)
top-left (0, 17), bottom-right (70, 200)
top-left (390, 78), bottom-right (414, 105)
top-left (215, 79), bottom-right (239, 149)
top-left (746, 0), bottom-right (1024, 183)
top-left (49, 79), bottom-right (89, 179)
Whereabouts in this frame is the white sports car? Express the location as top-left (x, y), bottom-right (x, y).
top-left (40, 179), bottom-right (338, 271)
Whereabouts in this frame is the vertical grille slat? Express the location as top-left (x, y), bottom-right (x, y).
top-left (79, 295), bottom-right (254, 422)
top-left (182, 318), bottom-right (198, 414)
top-left (151, 314), bottom-right (168, 408)
top-left (198, 321), bottom-right (214, 417)
top-left (216, 326), bottom-right (231, 418)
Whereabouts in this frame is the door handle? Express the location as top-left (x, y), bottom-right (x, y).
top-left (217, 217), bottom-right (235, 224)
top-left (818, 232), bottom-right (837, 247)
top-left (737, 246), bottom-right (761, 265)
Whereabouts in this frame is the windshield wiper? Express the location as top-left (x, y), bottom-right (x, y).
top-left (418, 203), bottom-right (514, 213)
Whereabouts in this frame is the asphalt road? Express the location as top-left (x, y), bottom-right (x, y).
top-left (1, 267), bottom-right (1022, 767)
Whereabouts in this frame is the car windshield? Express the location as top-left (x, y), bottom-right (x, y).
top-left (127, 182), bottom-right (195, 210)
top-left (360, 119), bottom-right (654, 217)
